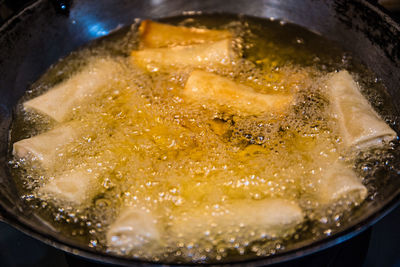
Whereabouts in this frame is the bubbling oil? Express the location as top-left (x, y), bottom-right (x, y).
top-left (8, 14), bottom-right (397, 263)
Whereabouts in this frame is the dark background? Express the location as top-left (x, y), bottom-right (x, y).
top-left (0, 0), bottom-right (400, 266)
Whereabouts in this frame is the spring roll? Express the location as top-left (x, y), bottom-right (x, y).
top-left (24, 58), bottom-right (123, 122)
top-left (38, 168), bottom-right (97, 204)
top-left (139, 20), bottom-right (232, 48)
top-left (13, 123), bottom-right (79, 168)
top-left (315, 161), bottom-right (367, 204)
top-left (131, 39), bottom-right (233, 71)
top-left (327, 70), bottom-right (396, 150)
top-left (171, 199), bottom-right (303, 241)
top-left (106, 207), bottom-right (160, 251)
top-left (183, 70), bottom-right (294, 116)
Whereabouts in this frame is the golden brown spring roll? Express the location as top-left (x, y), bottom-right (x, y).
top-left (170, 199), bottom-right (303, 241)
top-left (13, 123), bottom-right (79, 168)
top-left (38, 168), bottom-right (97, 205)
top-left (139, 20), bottom-right (232, 48)
top-left (327, 70), bottom-right (396, 150)
top-left (24, 58), bottom-right (123, 122)
top-left (183, 70), bottom-right (294, 116)
top-left (106, 206), bottom-right (160, 251)
top-left (131, 39), bottom-right (234, 71)
top-left (315, 161), bottom-right (367, 204)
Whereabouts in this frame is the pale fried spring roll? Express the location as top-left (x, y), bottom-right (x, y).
top-left (13, 123), bottom-right (79, 168)
top-left (107, 207), bottom-right (160, 251)
top-left (38, 168), bottom-right (97, 205)
top-left (24, 58), bottom-right (123, 122)
top-left (327, 70), bottom-right (396, 150)
top-left (183, 70), bottom-right (293, 116)
top-left (139, 20), bottom-right (232, 48)
top-left (131, 39), bottom-right (233, 71)
top-left (171, 199), bottom-right (303, 241)
top-left (316, 162), bottom-right (367, 204)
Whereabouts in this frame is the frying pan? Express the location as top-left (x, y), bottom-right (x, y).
top-left (0, 0), bottom-right (400, 265)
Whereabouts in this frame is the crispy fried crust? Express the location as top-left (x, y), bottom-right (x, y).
top-left (139, 20), bottom-right (232, 48)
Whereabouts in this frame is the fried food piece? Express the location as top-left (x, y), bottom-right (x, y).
top-left (171, 199), bottom-right (303, 241)
top-left (183, 70), bottom-right (294, 116)
top-left (315, 161), bottom-right (367, 204)
top-left (131, 39), bottom-right (233, 71)
top-left (13, 122), bottom-right (79, 168)
top-left (24, 58), bottom-right (123, 122)
top-left (139, 20), bottom-right (232, 48)
top-left (327, 70), bottom-right (396, 150)
top-left (106, 207), bottom-right (160, 251)
top-left (38, 169), bottom-right (97, 204)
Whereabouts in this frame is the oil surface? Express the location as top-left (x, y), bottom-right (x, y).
top-left (8, 14), bottom-right (398, 263)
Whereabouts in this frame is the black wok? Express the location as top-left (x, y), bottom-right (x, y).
top-left (0, 0), bottom-right (400, 265)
